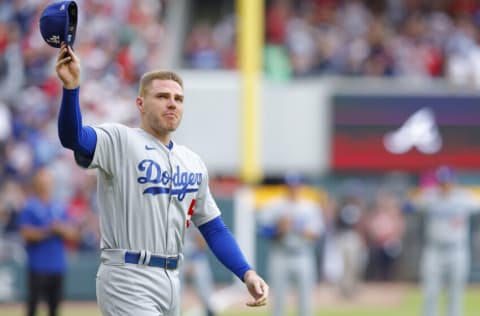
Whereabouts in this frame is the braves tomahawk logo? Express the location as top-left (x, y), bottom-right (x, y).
top-left (383, 107), bottom-right (442, 154)
top-left (137, 159), bottom-right (202, 201)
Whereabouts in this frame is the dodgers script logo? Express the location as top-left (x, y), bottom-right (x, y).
top-left (137, 159), bottom-right (202, 201)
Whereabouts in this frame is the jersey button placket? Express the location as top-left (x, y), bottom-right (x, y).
top-left (166, 152), bottom-right (175, 254)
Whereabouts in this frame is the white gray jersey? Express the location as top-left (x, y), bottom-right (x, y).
top-left (88, 123), bottom-right (221, 256)
top-left (416, 187), bottom-right (480, 246)
top-left (259, 197), bottom-right (324, 253)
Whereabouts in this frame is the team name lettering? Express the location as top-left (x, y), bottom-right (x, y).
top-left (137, 159), bottom-right (202, 201)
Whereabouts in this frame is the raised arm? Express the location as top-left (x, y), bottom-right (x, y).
top-left (55, 43), bottom-right (96, 167)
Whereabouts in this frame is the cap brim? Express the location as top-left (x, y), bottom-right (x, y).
top-left (65, 1), bottom-right (77, 47)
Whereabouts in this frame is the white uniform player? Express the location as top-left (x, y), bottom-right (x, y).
top-left (414, 166), bottom-right (480, 316)
top-left (258, 174), bottom-right (323, 316)
top-left (92, 123), bottom-right (219, 315)
top-left (55, 43), bottom-right (268, 316)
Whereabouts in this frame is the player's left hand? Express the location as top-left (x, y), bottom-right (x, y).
top-left (243, 270), bottom-right (269, 307)
top-left (56, 42), bottom-right (80, 89)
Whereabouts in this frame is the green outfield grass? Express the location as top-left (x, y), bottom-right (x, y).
top-left (2, 287), bottom-right (479, 316)
top-left (221, 287), bottom-right (480, 316)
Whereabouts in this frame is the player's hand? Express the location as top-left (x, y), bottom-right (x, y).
top-left (56, 42), bottom-right (80, 89)
top-left (243, 270), bottom-right (269, 307)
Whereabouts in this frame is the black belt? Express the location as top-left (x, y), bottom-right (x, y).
top-left (124, 251), bottom-right (179, 270)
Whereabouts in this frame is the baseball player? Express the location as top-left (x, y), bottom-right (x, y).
top-left (334, 181), bottom-right (367, 299)
top-left (412, 166), bottom-right (480, 316)
top-left (54, 43), bottom-right (268, 316)
top-left (258, 174), bottom-right (324, 316)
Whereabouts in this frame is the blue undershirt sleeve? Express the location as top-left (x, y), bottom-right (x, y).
top-left (198, 216), bottom-right (252, 281)
top-left (58, 87), bottom-right (97, 167)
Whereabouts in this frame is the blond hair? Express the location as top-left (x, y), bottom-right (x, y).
top-left (138, 70), bottom-right (183, 96)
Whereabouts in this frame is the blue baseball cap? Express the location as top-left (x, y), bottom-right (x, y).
top-left (39, 1), bottom-right (78, 48)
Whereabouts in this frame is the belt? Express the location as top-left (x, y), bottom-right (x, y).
top-left (124, 251), bottom-right (179, 270)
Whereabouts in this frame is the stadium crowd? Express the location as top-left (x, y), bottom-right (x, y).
top-left (0, 0), bottom-right (171, 255)
top-left (186, 0), bottom-right (480, 86)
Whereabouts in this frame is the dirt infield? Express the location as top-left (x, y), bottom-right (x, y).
top-left (184, 283), bottom-right (410, 315)
top-left (310, 282), bottom-right (409, 307)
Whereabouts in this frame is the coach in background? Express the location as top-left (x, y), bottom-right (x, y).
top-left (334, 180), bottom-right (368, 299)
top-left (258, 173), bottom-right (324, 316)
top-left (19, 167), bottom-right (79, 316)
top-left (410, 166), bottom-right (480, 316)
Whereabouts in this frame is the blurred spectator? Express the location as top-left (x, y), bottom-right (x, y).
top-left (266, 0), bottom-right (290, 45)
top-left (184, 21), bottom-right (222, 69)
top-left (391, 12), bottom-right (443, 79)
top-left (0, 101), bottom-right (11, 148)
top-left (258, 173), bottom-right (324, 316)
top-left (212, 13), bottom-right (237, 69)
top-left (264, 0), bottom-right (292, 80)
top-left (365, 190), bottom-right (405, 281)
top-left (360, 17), bottom-right (395, 76)
top-left (0, 178), bottom-right (25, 239)
top-left (19, 167), bottom-right (79, 316)
top-left (0, 21), bottom-right (24, 104)
top-left (445, 15), bottom-right (480, 88)
top-left (0, 175), bottom-right (26, 302)
top-left (410, 165), bottom-right (480, 316)
top-left (66, 173), bottom-right (99, 251)
top-left (334, 179), bottom-right (367, 298)
top-left (285, 7), bottom-right (322, 76)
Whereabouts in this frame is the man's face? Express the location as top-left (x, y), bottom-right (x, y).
top-left (137, 79), bottom-right (184, 137)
